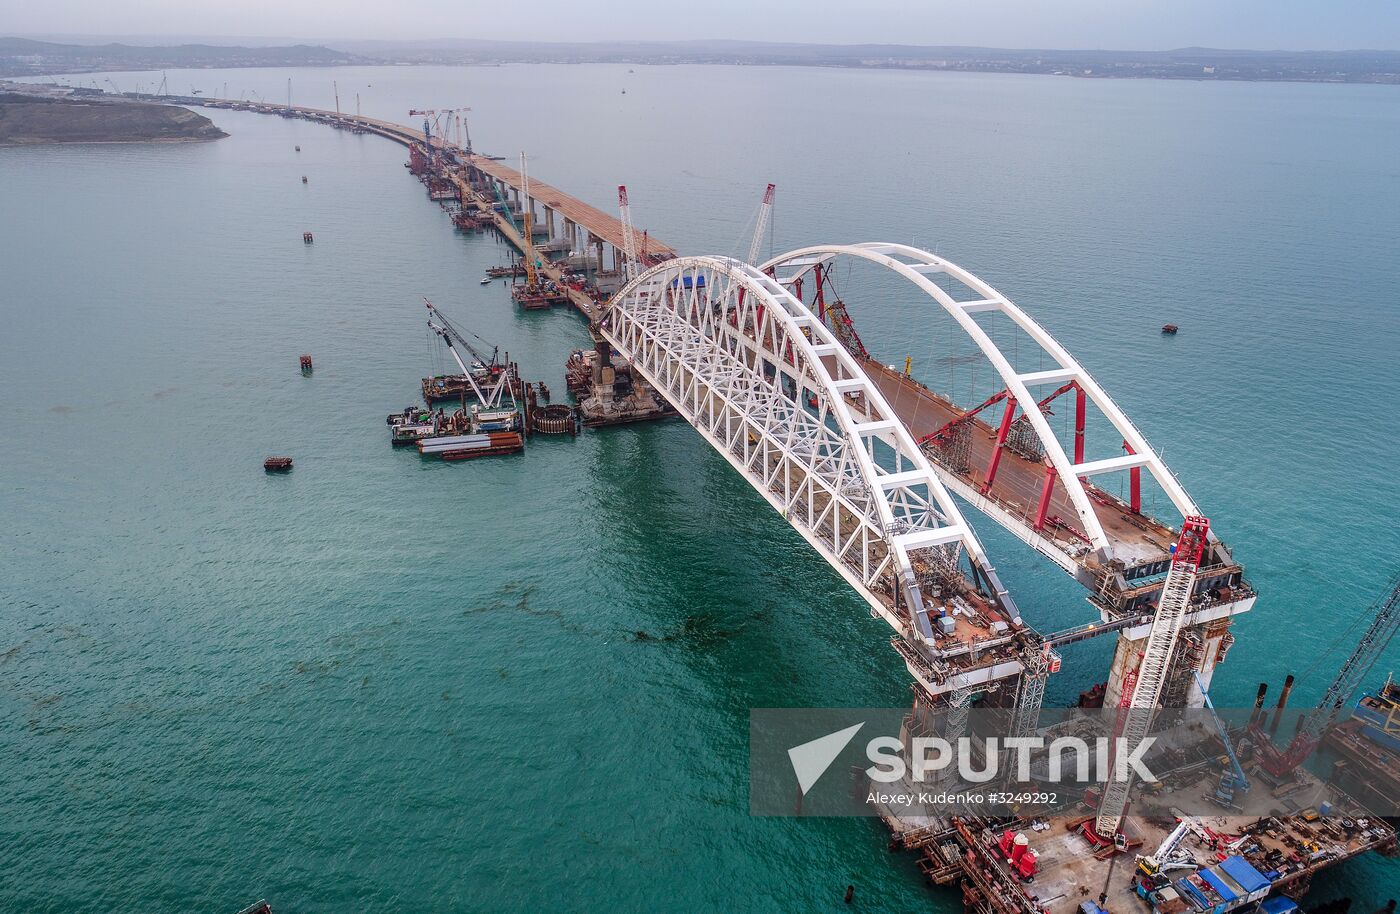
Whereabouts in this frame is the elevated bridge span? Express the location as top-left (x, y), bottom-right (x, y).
top-left (597, 255), bottom-right (1044, 698)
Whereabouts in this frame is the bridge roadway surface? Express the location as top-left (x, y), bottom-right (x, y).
top-left (196, 100), bottom-right (675, 261)
top-left (859, 361), bottom-right (1177, 569)
top-left (197, 98), bottom-right (1172, 571)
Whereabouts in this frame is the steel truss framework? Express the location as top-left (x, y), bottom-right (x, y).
top-left (596, 256), bottom-right (1017, 647)
top-left (761, 243), bottom-right (1202, 570)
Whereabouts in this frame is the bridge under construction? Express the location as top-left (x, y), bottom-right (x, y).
top-left (183, 95), bottom-right (1396, 914)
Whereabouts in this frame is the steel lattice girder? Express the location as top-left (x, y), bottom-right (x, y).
top-left (598, 256), bottom-right (1016, 642)
top-left (762, 243), bottom-right (1203, 568)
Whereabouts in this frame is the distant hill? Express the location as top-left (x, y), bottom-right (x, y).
top-left (330, 37), bottom-right (1400, 83)
top-left (0, 37), bottom-right (365, 76)
top-left (6, 35), bottom-right (1400, 84)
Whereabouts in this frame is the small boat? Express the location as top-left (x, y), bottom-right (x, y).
top-left (479, 277), bottom-right (492, 285)
top-left (1161, 324), bottom-right (1179, 334)
top-left (263, 456), bottom-right (293, 472)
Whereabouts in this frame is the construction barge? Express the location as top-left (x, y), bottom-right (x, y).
top-left (387, 298), bottom-right (528, 459)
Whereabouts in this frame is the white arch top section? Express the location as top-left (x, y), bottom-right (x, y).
top-left (596, 255), bottom-right (1022, 653)
top-left (761, 243), bottom-right (1201, 564)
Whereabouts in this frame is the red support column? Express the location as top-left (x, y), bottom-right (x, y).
top-left (1034, 460), bottom-right (1058, 531)
top-left (1074, 384), bottom-right (1087, 465)
top-left (1123, 440), bottom-right (1142, 513)
top-left (981, 397), bottom-right (1018, 494)
top-left (793, 277), bottom-right (803, 302)
top-left (813, 265), bottom-right (827, 322)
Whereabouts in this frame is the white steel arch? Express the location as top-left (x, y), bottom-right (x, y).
top-left (762, 243), bottom-right (1201, 565)
top-left (596, 256), bottom-right (1021, 653)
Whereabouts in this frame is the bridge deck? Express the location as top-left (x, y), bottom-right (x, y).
top-left (861, 360), bottom-right (1178, 569)
top-left (199, 100), bottom-right (672, 263)
top-left (464, 156), bottom-right (676, 261)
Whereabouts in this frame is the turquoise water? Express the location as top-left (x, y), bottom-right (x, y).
top-left (4, 65), bottom-right (1399, 910)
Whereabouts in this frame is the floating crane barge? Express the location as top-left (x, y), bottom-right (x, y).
top-left (182, 95), bottom-right (1398, 913)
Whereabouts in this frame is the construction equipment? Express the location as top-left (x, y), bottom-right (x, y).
top-left (1138, 820), bottom-right (1194, 877)
top-left (1094, 515), bottom-right (1212, 839)
top-left (1194, 670), bottom-right (1251, 807)
top-left (423, 297), bottom-right (511, 409)
top-left (409, 109), bottom-right (436, 166)
top-left (1250, 572), bottom-right (1400, 777)
top-left (519, 153), bottom-right (540, 286)
top-left (746, 183), bottom-right (776, 265)
top-left (618, 185), bottom-right (639, 282)
top-left (453, 110), bottom-right (474, 155)
top-left (423, 297), bottom-right (500, 370)
top-left (807, 263), bottom-right (870, 360)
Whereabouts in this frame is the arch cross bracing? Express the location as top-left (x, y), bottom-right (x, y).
top-left (762, 243), bottom-right (1201, 580)
top-left (596, 256), bottom-right (1027, 676)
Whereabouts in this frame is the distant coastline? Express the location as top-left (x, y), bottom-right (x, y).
top-left (5, 36), bottom-right (1400, 85)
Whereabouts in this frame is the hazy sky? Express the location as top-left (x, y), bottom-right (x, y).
top-left (13, 0), bottom-right (1400, 49)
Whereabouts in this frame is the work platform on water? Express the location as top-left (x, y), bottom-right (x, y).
top-left (176, 94), bottom-right (1395, 914)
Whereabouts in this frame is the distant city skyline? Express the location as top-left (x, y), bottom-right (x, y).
top-left (10, 0), bottom-right (1400, 52)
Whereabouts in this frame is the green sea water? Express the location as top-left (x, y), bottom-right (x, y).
top-left (3, 65), bottom-right (1399, 911)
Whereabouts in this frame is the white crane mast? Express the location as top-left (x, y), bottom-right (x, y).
top-left (423, 297), bottom-right (509, 408)
top-left (746, 183), bottom-right (776, 265)
top-left (427, 319), bottom-right (489, 403)
top-left (618, 185), bottom-right (640, 282)
top-left (1095, 515), bottom-right (1211, 839)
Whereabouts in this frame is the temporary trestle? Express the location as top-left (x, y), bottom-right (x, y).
top-left (596, 256), bottom-right (1040, 698)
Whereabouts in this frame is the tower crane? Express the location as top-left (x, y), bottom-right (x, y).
top-left (409, 108), bottom-right (472, 151)
top-left (409, 109), bottom-right (438, 166)
top-left (457, 110), bottom-right (474, 155)
top-left (1094, 515), bottom-right (1212, 840)
top-left (1250, 572), bottom-right (1400, 777)
top-left (618, 185), bottom-right (639, 282)
top-left (746, 183), bottom-right (776, 265)
top-left (520, 153), bottom-right (540, 288)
